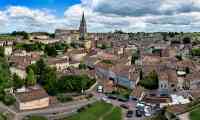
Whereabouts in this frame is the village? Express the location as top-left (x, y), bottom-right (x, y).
top-left (0, 12), bottom-right (199, 120)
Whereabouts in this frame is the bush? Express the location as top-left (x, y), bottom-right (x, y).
top-left (57, 94), bottom-right (73, 103)
top-left (79, 63), bottom-right (87, 70)
top-left (86, 94), bottom-right (93, 99)
top-left (57, 75), bottom-right (96, 93)
top-left (23, 115), bottom-right (47, 120)
top-left (139, 70), bottom-right (159, 90)
top-left (0, 113), bottom-right (7, 120)
top-left (192, 48), bottom-right (200, 56)
top-left (77, 106), bottom-right (86, 113)
top-left (2, 94), bottom-right (16, 106)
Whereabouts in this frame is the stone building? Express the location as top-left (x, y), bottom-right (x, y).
top-left (15, 86), bottom-right (49, 111)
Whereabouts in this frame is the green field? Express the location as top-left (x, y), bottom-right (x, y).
top-left (102, 107), bottom-right (122, 120)
top-left (65, 101), bottom-right (122, 120)
top-left (189, 107), bottom-right (200, 120)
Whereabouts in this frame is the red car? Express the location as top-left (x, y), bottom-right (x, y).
top-left (120, 104), bottom-right (129, 109)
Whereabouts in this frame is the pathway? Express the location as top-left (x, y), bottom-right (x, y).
top-left (179, 112), bottom-right (190, 120)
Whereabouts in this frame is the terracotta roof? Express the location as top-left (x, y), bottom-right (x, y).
top-left (111, 65), bottom-right (132, 76)
top-left (176, 60), bottom-right (196, 70)
top-left (143, 96), bottom-right (170, 104)
top-left (167, 104), bottom-right (188, 115)
top-left (9, 55), bottom-right (40, 70)
top-left (68, 49), bottom-right (86, 55)
top-left (95, 60), bottom-right (115, 70)
top-left (167, 70), bottom-right (178, 83)
top-left (142, 55), bottom-right (161, 65)
top-left (131, 86), bottom-right (144, 98)
top-left (47, 57), bottom-right (68, 65)
top-left (189, 89), bottom-right (200, 99)
top-left (16, 87), bottom-right (49, 102)
top-left (186, 72), bottom-right (200, 81)
top-left (158, 72), bottom-right (169, 81)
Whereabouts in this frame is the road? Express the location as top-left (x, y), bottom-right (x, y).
top-left (0, 98), bottom-right (96, 120)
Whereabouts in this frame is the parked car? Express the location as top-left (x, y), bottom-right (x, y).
top-left (120, 104), bottom-right (129, 109)
top-left (101, 97), bottom-right (111, 103)
top-left (144, 106), bottom-right (151, 117)
top-left (118, 97), bottom-right (129, 102)
top-left (126, 110), bottom-right (133, 118)
top-left (97, 85), bottom-right (103, 93)
top-left (107, 95), bottom-right (117, 100)
top-left (136, 110), bottom-right (142, 117)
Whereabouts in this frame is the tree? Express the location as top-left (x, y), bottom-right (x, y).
top-left (26, 69), bottom-right (36, 86)
top-left (13, 74), bottom-right (25, 89)
top-left (101, 44), bottom-right (108, 49)
top-left (0, 57), bottom-right (12, 92)
top-left (131, 51), bottom-right (139, 65)
top-left (79, 63), bottom-right (87, 70)
top-left (191, 48), bottom-right (200, 56)
top-left (176, 55), bottom-right (182, 61)
top-left (0, 47), bottom-right (4, 57)
top-left (57, 75), bottom-right (95, 93)
top-left (139, 70), bottom-right (143, 80)
top-left (24, 115), bottom-right (48, 120)
top-left (185, 67), bottom-right (190, 74)
top-left (183, 37), bottom-right (191, 44)
top-left (139, 70), bottom-right (159, 90)
top-left (11, 31), bottom-right (29, 39)
top-left (114, 30), bottom-right (124, 34)
top-left (42, 67), bottom-right (58, 95)
top-left (44, 45), bottom-right (57, 57)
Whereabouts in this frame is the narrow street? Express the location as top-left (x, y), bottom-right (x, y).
top-left (0, 99), bottom-right (97, 120)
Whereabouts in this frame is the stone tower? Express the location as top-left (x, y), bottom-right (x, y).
top-left (79, 12), bottom-right (87, 40)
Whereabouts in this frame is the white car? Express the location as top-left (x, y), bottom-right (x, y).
top-left (144, 106), bottom-right (151, 117)
top-left (97, 85), bottom-right (103, 93)
top-left (101, 97), bottom-right (111, 103)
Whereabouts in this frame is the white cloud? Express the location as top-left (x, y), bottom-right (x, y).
top-left (63, 0), bottom-right (200, 32)
top-left (1, 0), bottom-right (200, 33)
top-left (0, 6), bottom-right (68, 33)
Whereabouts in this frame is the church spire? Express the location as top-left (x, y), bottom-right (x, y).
top-left (79, 12), bottom-right (87, 40)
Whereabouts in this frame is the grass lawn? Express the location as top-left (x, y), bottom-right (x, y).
top-left (65, 101), bottom-right (122, 120)
top-left (189, 107), bottom-right (200, 120)
top-left (23, 115), bottom-right (48, 120)
top-left (103, 107), bottom-right (122, 120)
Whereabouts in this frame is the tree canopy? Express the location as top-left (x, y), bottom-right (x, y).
top-left (26, 69), bottom-right (37, 87)
top-left (139, 70), bottom-right (159, 90)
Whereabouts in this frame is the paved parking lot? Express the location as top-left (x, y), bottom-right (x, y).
top-left (94, 92), bottom-right (146, 120)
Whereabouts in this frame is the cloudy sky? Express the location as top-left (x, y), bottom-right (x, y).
top-left (0, 0), bottom-right (200, 33)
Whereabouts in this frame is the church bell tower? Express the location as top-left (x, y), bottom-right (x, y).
top-left (79, 12), bottom-right (87, 40)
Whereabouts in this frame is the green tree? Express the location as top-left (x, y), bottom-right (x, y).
top-left (0, 47), bottom-right (4, 57)
top-left (13, 74), bottom-right (25, 89)
top-left (57, 75), bottom-right (95, 93)
top-left (11, 31), bottom-right (29, 40)
top-left (139, 70), bottom-right (159, 90)
top-left (24, 115), bottom-right (48, 120)
top-left (79, 63), bottom-right (87, 70)
top-left (44, 45), bottom-right (57, 57)
top-left (0, 57), bottom-right (12, 92)
top-left (183, 37), bottom-right (191, 44)
top-left (191, 48), bottom-right (200, 56)
top-left (176, 55), bottom-right (182, 61)
top-left (26, 69), bottom-right (36, 86)
top-left (131, 51), bottom-right (139, 65)
top-left (42, 67), bottom-right (58, 95)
